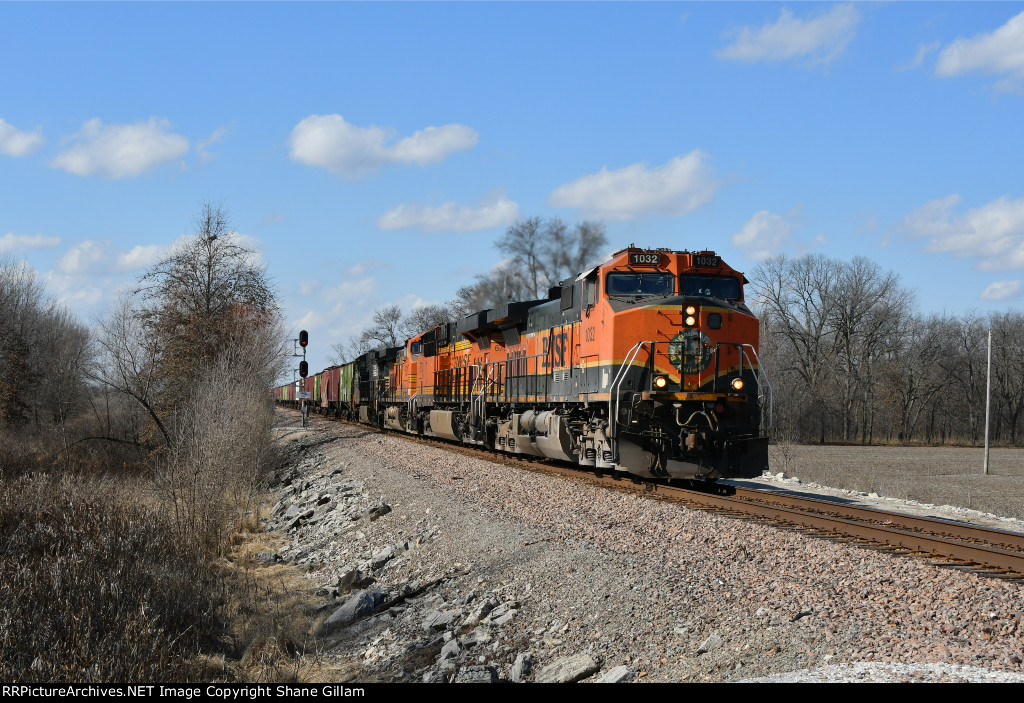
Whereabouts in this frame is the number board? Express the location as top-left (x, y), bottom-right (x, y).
top-left (628, 252), bottom-right (663, 266)
top-left (693, 254), bottom-right (720, 268)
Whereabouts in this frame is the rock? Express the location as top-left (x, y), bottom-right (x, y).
top-left (463, 597), bottom-right (499, 628)
top-left (336, 566), bottom-right (358, 591)
top-left (255, 552), bottom-right (281, 564)
top-left (423, 670), bottom-right (447, 683)
top-left (352, 570), bottom-right (376, 589)
top-left (488, 600), bottom-right (519, 621)
top-left (283, 504), bottom-right (303, 520)
top-left (463, 626), bottom-right (492, 648)
top-left (367, 503), bottom-right (392, 521)
top-left (454, 665), bottom-right (498, 683)
top-left (697, 634), bottom-right (723, 654)
top-left (511, 653), bottom-right (532, 682)
top-left (594, 665), bottom-right (633, 683)
top-left (439, 639), bottom-right (462, 661)
top-left (534, 653), bottom-right (600, 683)
top-left (492, 610), bottom-right (516, 627)
top-left (319, 589), bottom-right (385, 635)
top-left (423, 609), bottom-right (462, 633)
top-left (370, 546), bottom-right (396, 570)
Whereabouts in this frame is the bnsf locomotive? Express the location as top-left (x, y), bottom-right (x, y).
top-left (275, 246), bottom-right (771, 480)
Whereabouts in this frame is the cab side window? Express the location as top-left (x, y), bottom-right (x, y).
top-left (584, 275), bottom-right (598, 307)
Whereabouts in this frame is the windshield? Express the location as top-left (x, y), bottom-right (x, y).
top-left (680, 275), bottom-right (742, 300)
top-left (606, 272), bottom-right (676, 297)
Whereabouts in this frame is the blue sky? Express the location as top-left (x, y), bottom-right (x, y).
top-left (2, 2), bottom-right (1023, 372)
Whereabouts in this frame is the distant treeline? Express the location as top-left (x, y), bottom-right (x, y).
top-left (751, 254), bottom-right (1024, 447)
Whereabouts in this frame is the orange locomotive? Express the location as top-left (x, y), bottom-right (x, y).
top-left (356, 246), bottom-right (771, 480)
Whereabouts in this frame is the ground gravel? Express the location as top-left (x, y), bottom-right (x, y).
top-left (267, 410), bottom-right (1024, 683)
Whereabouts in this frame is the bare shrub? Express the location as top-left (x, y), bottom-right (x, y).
top-left (768, 431), bottom-right (799, 478)
top-left (155, 324), bottom-right (284, 554)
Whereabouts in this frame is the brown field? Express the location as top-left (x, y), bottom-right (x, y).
top-left (769, 444), bottom-right (1024, 520)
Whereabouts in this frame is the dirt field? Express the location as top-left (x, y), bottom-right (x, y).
top-left (769, 444), bottom-right (1024, 521)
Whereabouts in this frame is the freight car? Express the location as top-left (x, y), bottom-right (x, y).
top-left (277, 246), bottom-right (770, 480)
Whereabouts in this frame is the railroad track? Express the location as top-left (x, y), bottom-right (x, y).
top-left (292, 408), bottom-right (1024, 581)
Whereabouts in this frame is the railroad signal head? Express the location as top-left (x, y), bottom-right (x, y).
top-left (299, 330), bottom-right (308, 348)
top-left (299, 360), bottom-right (308, 378)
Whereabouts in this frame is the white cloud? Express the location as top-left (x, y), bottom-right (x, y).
top-left (903, 194), bottom-right (1024, 270)
top-left (731, 210), bottom-right (796, 260)
top-left (196, 125), bottom-right (229, 164)
top-left (982, 280), bottom-right (1022, 301)
top-left (56, 240), bottom-right (109, 275)
top-left (935, 11), bottom-right (1024, 91)
top-left (388, 125), bottom-right (479, 165)
top-left (52, 239), bottom-right (168, 275)
top-left (113, 244), bottom-right (165, 273)
top-left (288, 114), bottom-right (478, 178)
top-left (0, 118), bottom-right (45, 157)
top-left (58, 286), bottom-right (104, 308)
top-left (50, 118), bottom-right (189, 178)
top-left (548, 151), bottom-right (719, 220)
top-left (0, 232), bottom-right (61, 253)
top-left (896, 42), bottom-right (940, 72)
top-left (299, 280), bottom-right (322, 296)
top-left (716, 4), bottom-right (859, 65)
top-left (344, 258), bottom-right (388, 277)
top-left (376, 191), bottom-right (519, 232)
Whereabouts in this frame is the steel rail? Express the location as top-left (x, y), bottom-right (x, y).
top-left (728, 486), bottom-right (1024, 552)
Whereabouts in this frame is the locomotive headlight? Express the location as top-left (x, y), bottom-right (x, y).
top-left (685, 305), bottom-right (696, 315)
top-left (731, 378), bottom-right (744, 391)
top-left (654, 375), bottom-right (668, 389)
top-left (684, 315), bottom-right (697, 326)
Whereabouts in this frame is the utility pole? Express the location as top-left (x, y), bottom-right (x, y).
top-left (984, 329), bottom-right (991, 476)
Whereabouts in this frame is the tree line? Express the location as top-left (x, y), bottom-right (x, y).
top-left (752, 254), bottom-right (1024, 446)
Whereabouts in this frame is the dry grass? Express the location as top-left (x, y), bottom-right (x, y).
top-left (0, 464), bottom-right (366, 683)
top-left (770, 443), bottom-right (1024, 519)
top-left (0, 471), bottom-right (217, 682)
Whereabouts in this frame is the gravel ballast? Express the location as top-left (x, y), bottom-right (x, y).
top-left (267, 411), bottom-right (1024, 683)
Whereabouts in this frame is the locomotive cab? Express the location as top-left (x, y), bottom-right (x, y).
top-left (585, 247), bottom-right (770, 480)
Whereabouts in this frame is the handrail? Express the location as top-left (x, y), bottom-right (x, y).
top-left (738, 343), bottom-right (773, 431)
top-left (609, 341), bottom-right (654, 443)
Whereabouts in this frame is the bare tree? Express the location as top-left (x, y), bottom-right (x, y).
top-left (138, 201), bottom-right (276, 397)
top-left (751, 254), bottom-right (842, 443)
top-left (400, 304), bottom-right (455, 338)
top-left (38, 307), bottom-right (91, 464)
top-left (829, 257), bottom-right (911, 442)
top-left (457, 217), bottom-right (608, 308)
top-left (94, 201), bottom-right (282, 450)
top-left (0, 257), bottom-right (47, 424)
top-left (92, 295), bottom-right (172, 448)
top-left (990, 311), bottom-right (1024, 445)
top-left (358, 304), bottom-right (405, 350)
